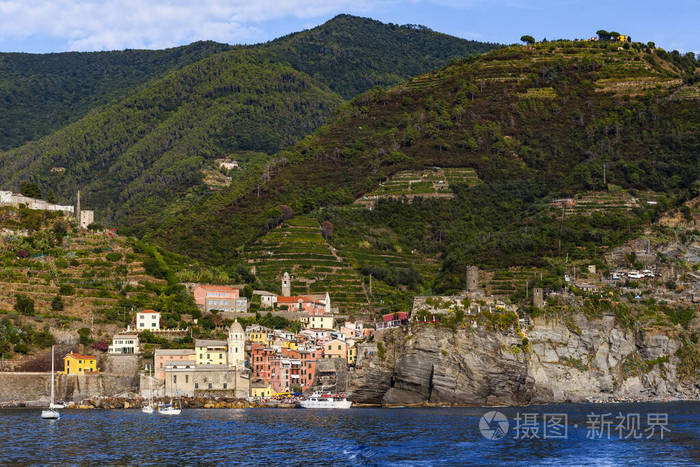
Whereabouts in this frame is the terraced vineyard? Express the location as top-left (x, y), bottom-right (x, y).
top-left (246, 216), bottom-right (369, 312)
top-left (550, 190), bottom-right (661, 215)
top-left (356, 167), bottom-right (480, 207)
top-left (482, 267), bottom-right (543, 297)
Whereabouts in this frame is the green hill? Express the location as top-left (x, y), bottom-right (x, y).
top-left (150, 40), bottom-right (699, 296)
top-left (0, 14), bottom-right (494, 227)
top-left (0, 41), bottom-right (232, 149)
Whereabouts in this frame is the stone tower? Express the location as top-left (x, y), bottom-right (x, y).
top-left (227, 320), bottom-right (245, 369)
top-left (533, 288), bottom-right (544, 308)
top-left (281, 271), bottom-right (291, 297)
top-left (466, 266), bottom-right (479, 292)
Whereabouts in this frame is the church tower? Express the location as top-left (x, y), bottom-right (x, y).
top-left (227, 320), bottom-right (245, 369)
top-left (281, 271), bottom-right (291, 297)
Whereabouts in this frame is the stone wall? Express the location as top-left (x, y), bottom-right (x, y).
top-left (0, 372), bottom-right (139, 403)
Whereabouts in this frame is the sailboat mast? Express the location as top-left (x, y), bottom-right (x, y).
top-left (50, 345), bottom-right (55, 406)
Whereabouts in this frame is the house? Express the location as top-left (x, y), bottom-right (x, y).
top-left (108, 333), bottom-right (139, 354)
top-left (195, 339), bottom-right (228, 366)
top-left (63, 352), bottom-right (98, 375)
top-left (270, 357), bottom-right (302, 393)
top-left (250, 378), bottom-right (273, 398)
top-left (301, 314), bottom-right (335, 330)
top-left (347, 341), bottom-right (357, 366)
top-left (250, 342), bottom-right (275, 381)
top-left (376, 312), bottom-right (409, 330)
top-left (218, 160), bottom-right (239, 170)
top-left (323, 339), bottom-right (348, 361)
top-left (154, 348), bottom-right (196, 380)
top-left (246, 325), bottom-right (272, 346)
top-left (298, 348), bottom-right (322, 391)
top-left (136, 310), bottom-right (161, 331)
top-left (193, 284), bottom-right (240, 312)
top-left (340, 321), bottom-right (364, 340)
top-left (254, 290), bottom-right (278, 308)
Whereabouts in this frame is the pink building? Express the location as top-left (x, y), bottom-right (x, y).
top-left (251, 342), bottom-right (274, 382)
top-left (340, 321), bottom-right (364, 340)
top-left (270, 356), bottom-right (302, 394)
top-left (193, 284), bottom-right (240, 313)
top-left (153, 348), bottom-right (196, 380)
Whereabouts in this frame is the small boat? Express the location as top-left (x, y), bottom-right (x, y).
top-left (50, 402), bottom-right (66, 409)
top-left (299, 392), bottom-right (352, 409)
top-left (142, 405), bottom-right (154, 414)
top-left (158, 402), bottom-right (181, 415)
top-left (41, 346), bottom-right (60, 420)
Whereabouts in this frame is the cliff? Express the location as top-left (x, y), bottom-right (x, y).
top-left (349, 315), bottom-right (700, 406)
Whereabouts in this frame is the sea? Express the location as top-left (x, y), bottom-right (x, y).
top-left (1, 402), bottom-right (699, 465)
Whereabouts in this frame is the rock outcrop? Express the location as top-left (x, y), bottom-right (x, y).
top-left (349, 314), bottom-right (699, 406)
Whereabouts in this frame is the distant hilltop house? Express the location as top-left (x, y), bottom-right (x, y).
top-left (0, 189), bottom-right (95, 229)
top-left (217, 159), bottom-right (239, 171)
top-left (593, 30), bottom-right (631, 42)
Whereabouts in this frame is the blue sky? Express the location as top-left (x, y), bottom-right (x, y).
top-left (0, 0), bottom-right (697, 54)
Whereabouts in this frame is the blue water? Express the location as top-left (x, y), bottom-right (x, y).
top-left (1, 402), bottom-right (699, 465)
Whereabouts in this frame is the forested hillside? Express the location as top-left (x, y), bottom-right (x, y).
top-left (0, 15), bottom-right (494, 226)
top-left (0, 41), bottom-right (232, 149)
top-left (262, 14), bottom-right (497, 98)
top-left (149, 40), bottom-right (699, 294)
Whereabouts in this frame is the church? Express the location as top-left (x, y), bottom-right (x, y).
top-left (163, 320), bottom-right (250, 398)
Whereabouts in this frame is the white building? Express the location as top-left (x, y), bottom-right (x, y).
top-left (136, 310), bottom-right (161, 330)
top-left (108, 333), bottom-right (140, 354)
top-left (301, 314), bottom-right (335, 330)
top-left (0, 190), bottom-right (74, 214)
top-left (254, 290), bottom-right (277, 308)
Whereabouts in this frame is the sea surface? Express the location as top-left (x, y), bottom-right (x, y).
top-left (1, 402), bottom-right (699, 465)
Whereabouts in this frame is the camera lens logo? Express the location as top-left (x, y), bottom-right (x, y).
top-left (479, 411), bottom-right (509, 440)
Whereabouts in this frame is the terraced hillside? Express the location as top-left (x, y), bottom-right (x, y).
top-left (550, 190), bottom-right (662, 215)
top-left (246, 216), bottom-right (369, 312)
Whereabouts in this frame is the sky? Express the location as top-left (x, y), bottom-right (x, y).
top-left (0, 0), bottom-right (697, 54)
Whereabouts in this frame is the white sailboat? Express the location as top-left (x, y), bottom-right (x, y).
top-left (158, 383), bottom-right (181, 415)
top-left (41, 346), bottom-right (60, 420)
top-left (142, 370), bottom-right (154, 414)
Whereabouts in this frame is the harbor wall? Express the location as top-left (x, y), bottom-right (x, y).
top-left (0, 372), bottom-right (139, 403)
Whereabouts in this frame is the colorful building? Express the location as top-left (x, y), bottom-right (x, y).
top-left (250, 342), bottom-right (274, 381)
top-left (195, 339), bottom-right (228, 365)
top-left (193, 284), bottom-right (242, 313)
top-left (250, 378), bottom-right (273, 398)
top-left (347, 341), bottom-right (357, 366)
top-left (301, 314), bottom-right (335, 330)
top-left (154, 348), bottom-right (196, 380)
top-left (63, 352), bottom-right (98, 375)
top-left (323, 339), bottom-right (348, 361)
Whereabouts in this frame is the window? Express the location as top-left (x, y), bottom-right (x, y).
top-left (195, 383), bottom-right (199, 389)
top-left (208, 383), bottom-right (212, 389)
top-left (185, 375), bottom-right (189, 383)
top-left (223, 383), bottom-right (227, 389)
top-left (173, 375), bottom-right (177, 383)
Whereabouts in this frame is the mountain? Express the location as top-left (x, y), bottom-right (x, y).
top-left (0, 15), bottom-right (495, 226)
top-left (148, 39), bottom-right (699, 297)
top-left (0, 41), bottom-right (232, 149)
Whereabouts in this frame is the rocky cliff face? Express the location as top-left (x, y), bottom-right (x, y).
top-left (348, 315), bottom-right (699, 406)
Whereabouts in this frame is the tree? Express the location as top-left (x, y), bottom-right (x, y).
top-left (596, 29), bottom-right (610, 41)
top-left (78, 327), bottom-right (93, 346)
top-left (520, 35), bottom-right (535, 45)
top-left (19, 181), bottom-right (42, 199)
top-left (51, 295), bottom-right (64, 311)
top-left (14, 294), bottom-right (34, 315)
top-left (321, 220), bottom-right (334, 240)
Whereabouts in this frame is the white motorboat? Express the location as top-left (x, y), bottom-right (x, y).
top-left (299, 392), bottom-right (352, 409)
top-left (41, 346), bottom-right (60, 420)
top-left (141, 405), bottom-right (154, 414)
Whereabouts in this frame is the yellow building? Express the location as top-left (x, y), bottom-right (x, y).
top-left (250, 382), bottom-right (273, 398)
top-left (301, 314), bottom-right (335, 330)
top-left (195, 339), bottom-right (228, 365)
top-left (246, 328), bottom-right (270, 346)
top-left (280, 339), bottom-right (299, 351)
top-left (347, 342), bottom-right (357, 366)
top-left (63, 352), bottom-right (98, 375)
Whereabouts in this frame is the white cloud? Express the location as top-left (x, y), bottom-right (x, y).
top-left (0, 0), bottom-right (390, 51)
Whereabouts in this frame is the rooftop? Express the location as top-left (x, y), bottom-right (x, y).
top-left (195, 339), bottom-right (227, 347)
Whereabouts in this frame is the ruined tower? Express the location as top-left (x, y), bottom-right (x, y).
top-left (466, 266), bottom-right (479, 292)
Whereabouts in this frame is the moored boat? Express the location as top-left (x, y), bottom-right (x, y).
top-left (41, 345), bottom-right (60, 420)
top-left (299, 392), bottom-right (352, 409)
